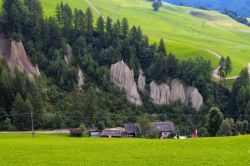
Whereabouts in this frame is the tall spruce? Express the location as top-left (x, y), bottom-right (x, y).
top-left (121, 18), bottom-right (129, 36)
top-left (158, 38), bottom-right (167, 56)
top-left (96, 16), bottom-right (105, 34)
top-left (86, 8), bottom-right (93, 32)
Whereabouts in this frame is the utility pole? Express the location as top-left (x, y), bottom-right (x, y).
top-left (31, 111), bottom-right (35, 138)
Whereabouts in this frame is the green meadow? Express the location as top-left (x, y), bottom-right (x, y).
top-left (0, 134), bottom-right (249, 166)
top-left (2, 0), bottom-right (249, 75)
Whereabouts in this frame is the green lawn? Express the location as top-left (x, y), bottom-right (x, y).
top-left (0, 134), bottom-right (249, 165)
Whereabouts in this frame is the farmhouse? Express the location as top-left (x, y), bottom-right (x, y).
top-left (152, 121), bottom-right (175, 138)
top-left (100, 127), bottom-right (125, 138)
top-left (124, 123), bottom-right (140, 137)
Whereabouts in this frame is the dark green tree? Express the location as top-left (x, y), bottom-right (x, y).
top-left (158, 38), bottom-right (167, 56)
top-left (206, 107), bottom-right (224, 136)
top-left (11, 93), bottom-right (29, 130)
top-left (225, 56), bottom-right (232, 76)
top-left (86, 8), bottom-right (93, 32)
top-left (152, 0), bottom-right (162, 11)
top-left (121, 18), bottom-right (129, 36)
top-left (96, 16), bottom-right (105, 34)
top-left (106, 17), bottom-right (113, 34)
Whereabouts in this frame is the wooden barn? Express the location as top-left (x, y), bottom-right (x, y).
top-left (152, 121), bottom-right (175, 138)
top-left (124, 123), bottom-right (140, 137)
top-left (100, 127), bottom-right (125, 138)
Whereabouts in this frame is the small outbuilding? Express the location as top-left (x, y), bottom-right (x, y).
top-left (100, 127), bottom-right (125, 138)
top-left (124, 123), bottom-right (140, 137)
top-left (70, 128), bottom-right (83, 137)
top-left (152, 121), bottom-right (175, 138)
top-left (88, 129), bottom-right (100, 138)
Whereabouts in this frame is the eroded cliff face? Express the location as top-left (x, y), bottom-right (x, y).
top-left (110, 61), bottom-right (203, 110)
top-left (110, 60), bottom-right (142, 106)
top-left (138, 72), bottom-right (146, 92)
top-left (78, 67), bottom-right (85, 90)
top-left (0, 37), bottom-right (40, 79)
top-left (150, 81), bottom-right (170, 105)
top-left (64, 44), bottom-right (73, 64)
top-left (150, 79), bottom-right (203, 110)
top-left (170, 79), bottom-right (186, 104)
top-left (186, 87), bottom-right (203, 110)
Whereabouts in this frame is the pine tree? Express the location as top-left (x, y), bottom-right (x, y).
top-left (225, 56), bottom-right (232, 76)
top-left (105, 17), bottom-right (112, 34)
top-left (2, 0), bottom-right (26, 36)
top-left (121, 18), bottom-right (129, 36)
top-left (11, 93), bottom-right (28, 130)
top-left (158, 38), bottom-right (167, 56)
top-left (86, 8), bottom-right (93, 32)
top-left (96, 16), bottom-right (105, 34)
top-left (74, 9), bottom-right (86, 32)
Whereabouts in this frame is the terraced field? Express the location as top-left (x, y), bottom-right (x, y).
top-left (0, 134), bottom-right (249, 165)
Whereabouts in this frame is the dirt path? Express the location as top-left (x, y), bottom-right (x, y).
top-left (203, 49), bottom-right (245, 80)
top-left (85, 0), bottom-right (105, 19)
top-left (0, 129), bottom-right (70, 134)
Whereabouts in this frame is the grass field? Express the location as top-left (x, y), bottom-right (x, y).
top-left (0, 134), bottom-right (249, 166)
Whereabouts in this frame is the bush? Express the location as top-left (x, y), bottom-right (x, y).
top-left (79, 123), bottom-right (89, 137)
top-left (236, 120), bottom-right (248, 135)
top-left (217, 118), bottom-right (234, 136)
top-left (3, 118), bottom-right (15, 131)
top-left (137, 116), bottom-right (159, 139)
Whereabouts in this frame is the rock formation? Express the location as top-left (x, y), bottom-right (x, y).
top-left (150, 79), bottom-right (203, 110)
top-left (186, 87), bottom-right (203, 110)
top-left (78, 67), bottom-right (84, 90)
top-left (170, 79), bottom-right (186, 104)
top-left (138, 71), bottom-right (146, 92)
top-left (110, 60), bottom-right (142, 106)
top-left (64, 44), bottom-right (73, 64)
top-left (0, 37), bottom-right (40, 79)
top-left (150, 81), bottom-right (171, 105)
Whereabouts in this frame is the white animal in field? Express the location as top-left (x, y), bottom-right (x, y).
top-left (174, 135), bottom-right (186, 139)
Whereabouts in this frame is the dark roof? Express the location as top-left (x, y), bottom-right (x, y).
top-left (124, 123), bottom-right (139, 134)
top-left (100, 128), bottom-right (123, 137)
top-left (152, 121), bottom-right (175, 132)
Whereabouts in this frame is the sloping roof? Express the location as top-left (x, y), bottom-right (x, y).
top-left (152, 121), bottom-right (175, 132)
top-left (124, 123), bottom-right (139, 134)
top-left (100, 128), bottom-right (124, 137)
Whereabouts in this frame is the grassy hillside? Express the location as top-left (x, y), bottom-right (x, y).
top-left (41, 0), bottom-right (89, 16)
top-left (0, 134), bottom-right (249, 165)
top-left (88, 0), bottom-right (250, 76)
top-left (39, 0), bottom-right (250, 76)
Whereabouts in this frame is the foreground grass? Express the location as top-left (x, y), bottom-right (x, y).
top-left (0, 134), bottom-right (249, 165)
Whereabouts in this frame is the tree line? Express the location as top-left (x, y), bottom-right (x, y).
top-left (0, 0), bottom-right (249, 136)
